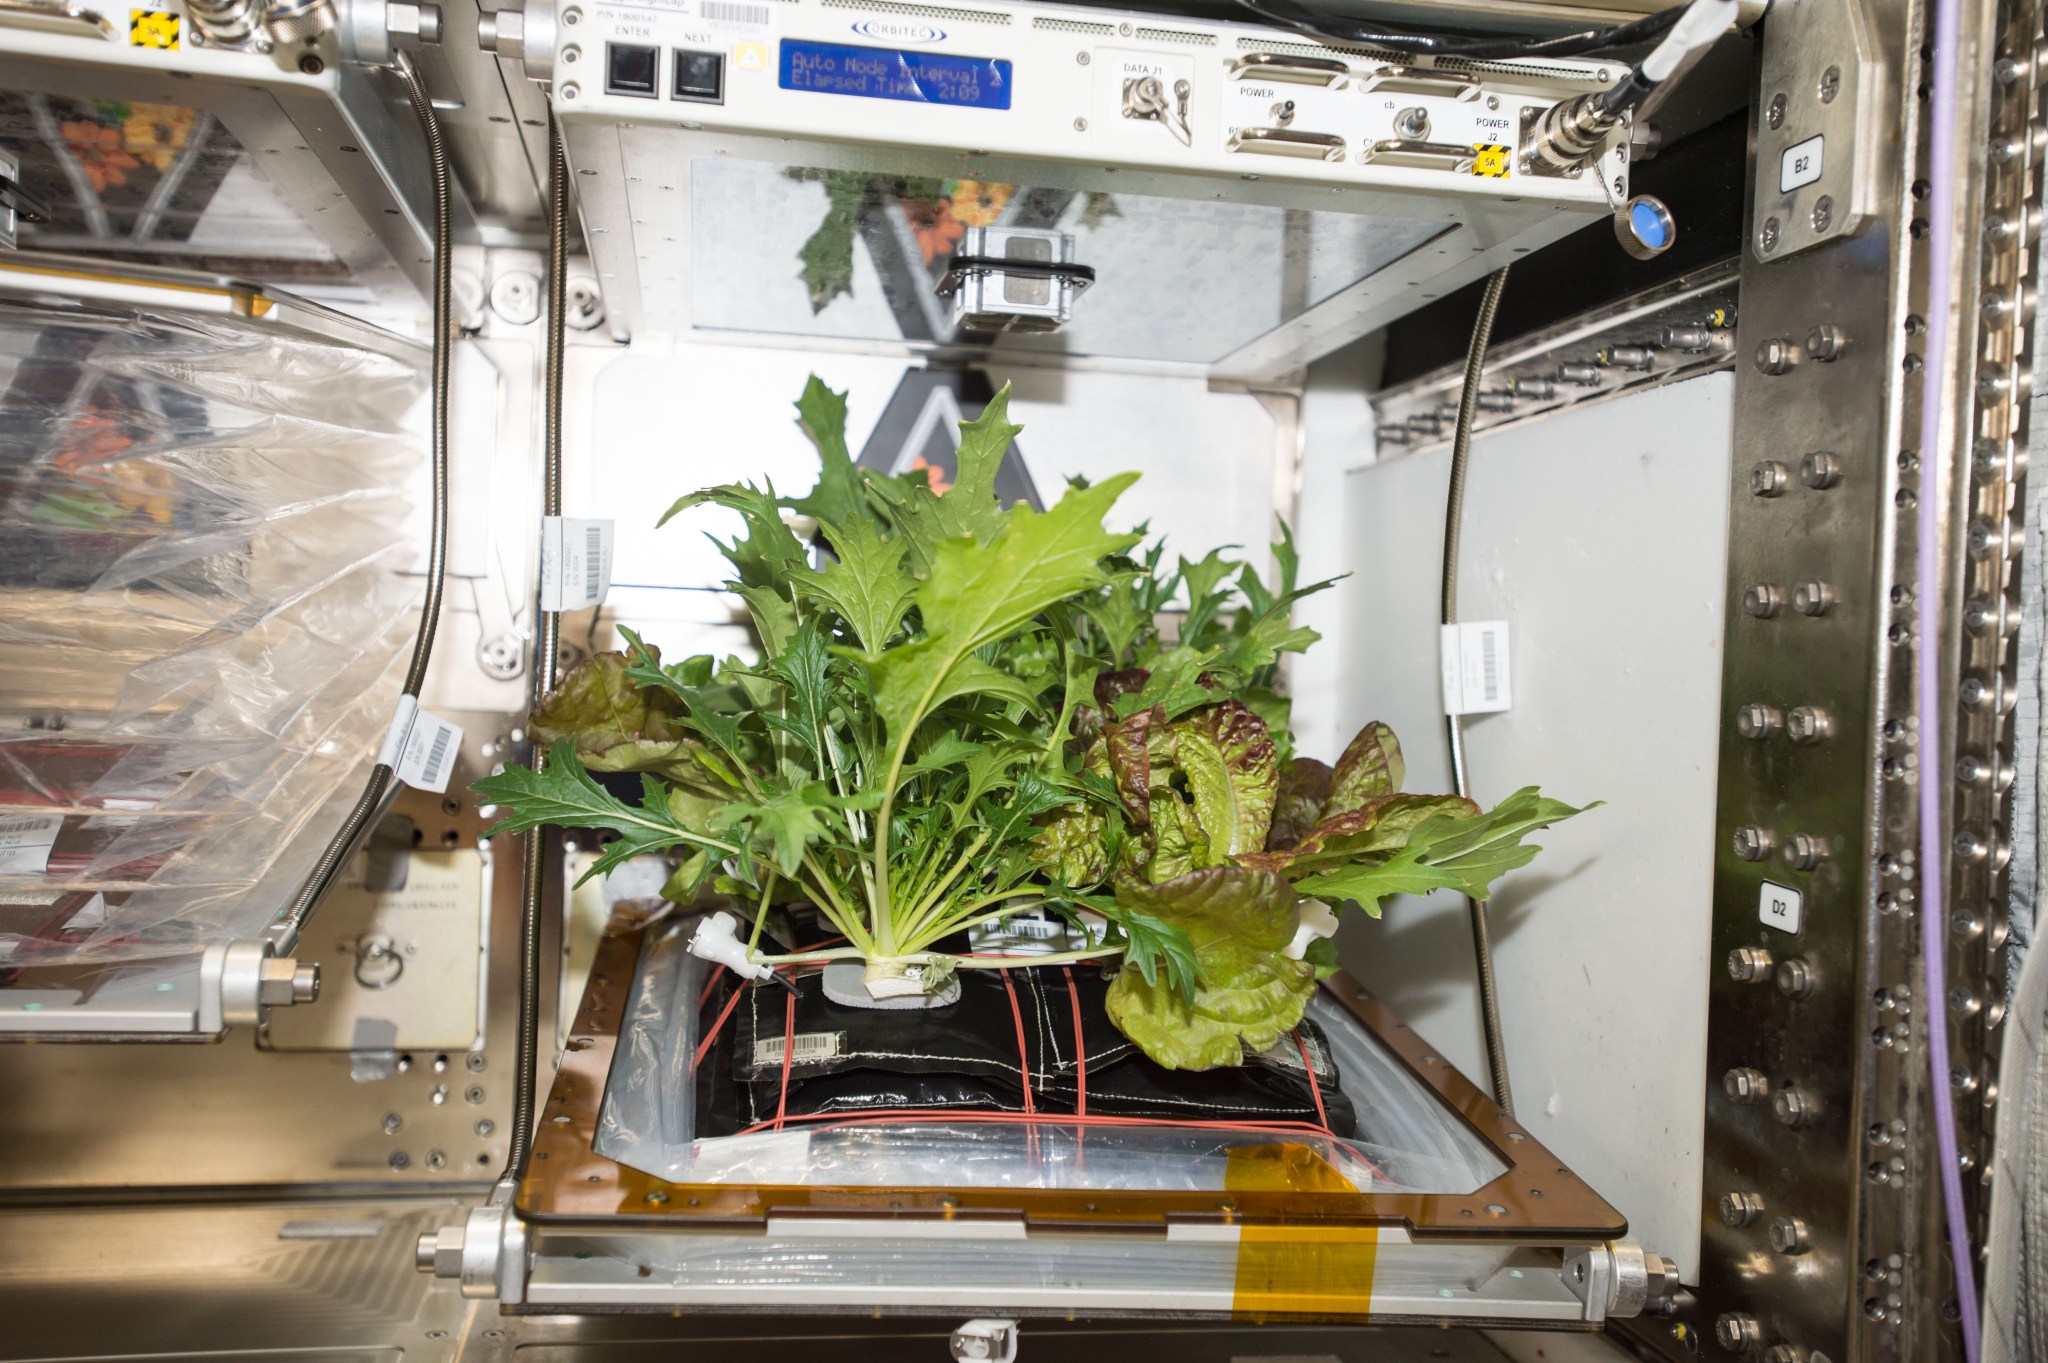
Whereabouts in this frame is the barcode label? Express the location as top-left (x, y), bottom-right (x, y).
top-left (539, 517), bottom-right (615, 612)
top-left (702, 0), bottom-right (769, 23)
top-left (0, 812), bottom-right (65, 874)
top-left (752, 1030), bottom-right (844, 1066)
top-left (377, 696), bottom-right (465, 795)
top-left (1252, 1033), bottom-right (1329, 1077)
top-left (1440, 620), bottom-right (1513, 715)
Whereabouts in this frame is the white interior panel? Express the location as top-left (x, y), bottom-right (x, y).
top-left (1302, 372), bottom-right (1734, 1283)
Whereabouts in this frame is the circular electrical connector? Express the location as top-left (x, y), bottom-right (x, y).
top-left (1614, 194), bottom-right (1677, 260)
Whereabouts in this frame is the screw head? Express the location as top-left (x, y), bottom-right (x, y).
top-left (1819, 64), bottom-right (1841, 102)
top-left (1812, 194), bottom-right (1834, 232)
top-left (298, 53), bottom-right (325, 75)
top-left (1798, 451), bottom-right (1841, 488)
top-left (1768, 1215), bottom-right (1813, 1254)
top-left (1076, 50), bottom-right (1090, 64)
top-left (1759, 216), bottom-right (1782, 254)
top-left (1748, 460), bottom-right (1791, 497)
top-left (1743, 583), bottom-right (1784, 618)
top-left (1787, 706), bottom-right (1833, 744)
top-left (1772, 1087), bottom-right (1817, 1128)
top-left (382, 1112), bottom-right (403, 1135)
top-left (1767, 92), bottom-right (1788, 128)
top-left (1716, 1313), bottom-right (1762, 1349)
top-left (1719, 1190), bottom-right (1765, 1226)
top-left (1728, 945), bottom-right (1775, 982)
top-left (1724, 1067), bottom-right (1770, 1104)
top-left (1733, 825), bottom-right (1776, 862)
top-left (1736, 703), bottom-right (1782, 739)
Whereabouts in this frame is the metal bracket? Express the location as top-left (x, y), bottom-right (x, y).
top-left (218, 939), bottom-right (322, 1029)
top-left (1750, 0), bottom-right (1881, 260)
top-left (416, 1183), bottom-right (527, 1302)
top-left (1562, 1240), bottom-right (1680, 1322)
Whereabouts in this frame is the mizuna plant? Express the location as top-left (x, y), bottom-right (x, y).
top-left (475, 378), bottom-right (1589, 1069)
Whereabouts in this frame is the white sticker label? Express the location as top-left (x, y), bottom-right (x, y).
top-left (539, 517), bottom-right (615, 613)
top-left (1440, 621), bottom-right (1513, 715)
top-left (0, 812), bottom-right (65, 874)
top-left (1759, 880), bottom-right (1804, 935)
top-left (752, 1031), bottom-right (844, 1067)
top-left (376, 696), bottom-right (465, 795)
top-left (1779, 135), bottom-right (1824, 193)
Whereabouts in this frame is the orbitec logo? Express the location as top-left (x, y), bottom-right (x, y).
top-left (851, 17), bottom-right (945, 42)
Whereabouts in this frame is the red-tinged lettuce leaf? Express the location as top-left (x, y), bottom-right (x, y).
top-left (1236, 793), bottom-right (1477, 874)
top-left (1094, 667), bottom-right (1151, 708)
top-left (1104, 706), bottom-right (1160, 828)
top-left (1031, 804), bottom-right (1109, 888)
top-left (1325, 721), bottom-right (1404, 816)
top-left (1294, 787), bottom-right (1593, 916)
top-left (529, 649), bottom-right (709, 781)
top-left (1268, 758), bottom-right (1332, 851)
top-left (1103, 866), bottom-right (1317, 1070)
top-left (1145, 789), bottom-right (1204, 883)
top-left (1171, 700), bottom-right (1278, 861)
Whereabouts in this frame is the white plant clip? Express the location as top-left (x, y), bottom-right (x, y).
top-left (687, 911), bottom-right (775, 982)
top-left (1284, 898), bottom-right (1340, 961)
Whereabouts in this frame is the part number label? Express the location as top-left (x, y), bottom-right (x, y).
top-left (0, 813), bottom-right (64, 874)
top-left (1440, 620), bottom-right (1512, 715)
top-left (1779, 135), bottom-right (1825, 193)
top-left (539, 516), bottom-right (615, 612)
top-left (377, 696), bottom-right (465, 795)
top-left (1758, 880), bottom-right (1804, 935)
top-left (753, 1031), bottom-right (844, 1066)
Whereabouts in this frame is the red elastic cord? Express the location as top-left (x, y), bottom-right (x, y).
top-left (1294, 1029), bottom-right (1330, 1134)
top-left (1060, 965), bottom-right (1086, 1118)
top-left (772, 977), bottom-right (797, 1131)
top-left (689, 978), bottom-right (749, 1075)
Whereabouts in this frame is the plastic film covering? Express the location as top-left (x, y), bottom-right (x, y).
top-left (595, 915), bottom-right (1509, 1197)
top-left (0, 298), bottom-right (426, 967)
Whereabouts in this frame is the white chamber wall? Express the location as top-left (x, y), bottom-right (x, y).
top-left (1297, 368), bottom-right (1735, 1283)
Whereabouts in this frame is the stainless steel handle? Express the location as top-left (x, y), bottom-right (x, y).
top-left (1229, 52), bottom-right (1350, 87)
top-left (0, 0), bottom-right (117, 38)
top-left (1227, 126), bottom-right (1348, 160)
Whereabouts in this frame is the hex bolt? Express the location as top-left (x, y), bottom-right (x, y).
top-left (1799, 451), bottom-right (1842, 488)
top-left (1749, 460), bottom-right (1791, 497)
top-left (1728, 945), bottom-right (1775, 982)
top-left (1769, 1216), bottom-right (1813, 1255)
top-left (1716, 1313), bottom-right (1763, 1350)
top-left (1775, 957), bottom-right (1816, 999)
top-left (1784, 833), bottom-right (1828, 870)
top-left (1805, 323), bottom-right (1846, 360)
top-left (1743, 583), bottom-right (1784, 618)
top-left (1736, 703), bottom-right (1783, 739)
top-left (1733, 826), bottom-right (1776, 862)
top-left (1724, 1067), bottom-right (1770, 1104)
top-left (1773, 1087), bottom-right (1818, 1128)
top-left (1792, 580), bottom-right (1834, 616)
top-left (1719, 1190), bottom-right (1766, 1227)
top-left (1557, 361), bottom-right (1603, 386)
top-left (1754, 336), bottom-right (1798, 374)
top-left (1787, 706), bottom-right (1833, 744)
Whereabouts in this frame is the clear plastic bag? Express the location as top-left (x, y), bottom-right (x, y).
top-left (0, 299), bottom-right (426, 966)
top-left (595, 912), bottom-right (1509, 1197)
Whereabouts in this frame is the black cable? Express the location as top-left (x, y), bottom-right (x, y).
top-left (271, 54), bottom-right (451, 952)
top-left (1237, 0), bottom-right (1684, 61)
top-left (506, 117), bottom-right (571, 1182)
top-left (1440, 267), bottom-right (1514, 1118)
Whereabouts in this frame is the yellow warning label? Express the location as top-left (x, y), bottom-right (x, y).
top-left (734, 40), bottom-right (769, 72)
top-left (130, 8), bottom-right (179, 47)
top-left (1471, 143), bottom-right (1512, 178)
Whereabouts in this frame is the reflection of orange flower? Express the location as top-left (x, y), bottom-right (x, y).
top-left (123, 103), bottom-right (197, 173)
top-left (59, 120), bottom-right (139, 194)
top-left (948, 180), bottom-right (1013, 227)
top-left (903, 197), bottom-right (964, 264)
top-left (908, 454), bottom-right (952, 494)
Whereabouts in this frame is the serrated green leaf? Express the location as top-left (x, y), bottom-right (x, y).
top-left (788, 515), bottom-right (916, 658)
top-left (472, 740), bottom-right (737, 869)
top-left (786, 375), bottom-right (867, 525)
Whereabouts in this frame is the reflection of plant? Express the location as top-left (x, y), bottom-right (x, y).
top-left (123, 103), bottom-right (198, 173)
top-left (796, 171), bottom-right (868, 314)
top-left (477, 378), bottom-right (1591, 1070)
top-left (948, 179), bottom-right (1012, 228)
top-left (59, 119), bottom-right (139, 195)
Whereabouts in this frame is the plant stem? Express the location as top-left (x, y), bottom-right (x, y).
top-left (743, 869), bottom-right (778, 956)
top-left (896, 830), bottom-right (988, 945)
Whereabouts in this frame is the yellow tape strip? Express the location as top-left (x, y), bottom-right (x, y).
top-left (1225, 1144), bottom-right (1377, 1318)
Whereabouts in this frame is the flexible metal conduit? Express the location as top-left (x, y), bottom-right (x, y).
top-left (1439, 266), bottom-right (1513, 1117)
top-left (271, 53), bottom-right (451, 952)
top-left (506, 118), bottom-right (570, 1179)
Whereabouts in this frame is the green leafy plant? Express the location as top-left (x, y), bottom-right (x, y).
top-left (474, 377), bottom-right (1590, 1069)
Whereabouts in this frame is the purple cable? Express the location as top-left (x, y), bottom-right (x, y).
top-left (1916, 0), bottom-right (1983, 1347)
